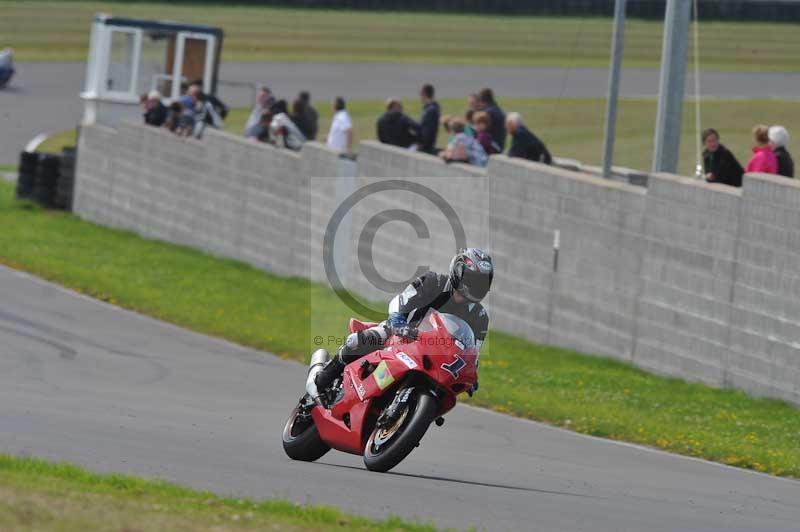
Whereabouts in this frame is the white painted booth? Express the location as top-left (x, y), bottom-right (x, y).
top-left (81, 13), bottom-right (223, 126)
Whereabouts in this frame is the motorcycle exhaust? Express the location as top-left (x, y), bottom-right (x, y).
top-left (305, 348), bottom-right (329, 400)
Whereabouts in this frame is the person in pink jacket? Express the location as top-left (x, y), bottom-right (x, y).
top-left (746, 124), bottom-right (778, 174)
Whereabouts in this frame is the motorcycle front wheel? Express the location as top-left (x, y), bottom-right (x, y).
top-left (363, 389), bottom-right (437, 473)
top-left (282, 402), bottom-right (330, 462)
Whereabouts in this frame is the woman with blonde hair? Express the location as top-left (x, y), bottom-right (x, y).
top-left (745, 125), bottom-right (778, 175)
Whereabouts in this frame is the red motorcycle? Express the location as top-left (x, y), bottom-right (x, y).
top-left (282, 309), bottom-right (479, 472)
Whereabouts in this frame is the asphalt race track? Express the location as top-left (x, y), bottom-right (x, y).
top-left (2, 61), bottom-right (800, 164)
top-left (2, 265), bottom-right (800, 531)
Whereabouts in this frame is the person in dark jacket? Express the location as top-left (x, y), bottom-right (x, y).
top-left (702, 128), bottom-right (744, 187)
top-left (477, 87), bottom-right (507, 151)
top-left (769, 125), bottom-right (794, 178)
top-left (291, 91), bottom-right (319, 141)
top-left (377, 99), bottom-right (420, 149)
top-left (142, 90), bottom-right (167, 127)
top-left (506, 112), bottom-right (552, 165)
top-left (419, 84), bottom-right (440, 154)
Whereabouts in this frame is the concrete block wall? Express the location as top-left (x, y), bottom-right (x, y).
top-left (549, 168), bottom-right (647, 362)
top-left (76, 123), bottom-right (306, 279)
top-left (74, 123), bottom-right (800, 405)
top-left (487, 156), bottom-right (560, 343)
top-left (633, 174), bottom-right (742, 385)
top-left (728, 174), bottom-right (800, 403)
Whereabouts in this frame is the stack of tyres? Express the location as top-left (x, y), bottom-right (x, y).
top-left (34, 154), bottom-right (60, 208)
top-left (56, 147), bottom-right (76, 211)
top-left (15, 151), bottom-right (39, 200)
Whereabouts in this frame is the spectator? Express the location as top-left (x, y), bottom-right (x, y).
top-left (176, 83), bottom-right (226, 134)
top-left (269, 100), bottom-right (306, 151)
top-left (474, 111), bottom-right (500, 155)
top-left (439, 118), bottom-right (488, 167)
top-left (327, 96), bottom-right (353, 154)
top-left (245, 86), bottom-right (275, 138)
top-left (467, 93), bottom-right (479, 112)
top-left (255, 112), bottom-right (273, 143)
top-left (0, 48), bottom-right (14, 88)
top-left (441, 115), bottom-right (454, 144)
top-left (199, 91), bottom-right (228, 128)
top-left (142, 90), bottom-right (167, 127)
top-left (506, 112), bottom-right (552, 165)
top-left (292, 91), bottom-right (319, 141)
top-left (746, 124), bottom-right (778, 175)
top-left (769, 125), bottom-right (794, 178)
top-left (419, 84), bottom-right (440, 154)
top-left (702, 128), bottom-right (744, 187)
top-left (164, 101), bottom-right (183, 133)
top-left (177, 84), bottom-right (202, 136)
top-left (181, 84), bottom-right (200, 114)
top-left (464, 109), bottom-right (477, 138)
top-left (477, 88), bottom-right (507, 151)
top-left (377, 99), bottom-right (420, 149)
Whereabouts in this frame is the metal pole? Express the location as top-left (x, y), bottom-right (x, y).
top-left (602, 0), bottom-right (627, 178)
top-left (652, 0), bottom-right (692, 174)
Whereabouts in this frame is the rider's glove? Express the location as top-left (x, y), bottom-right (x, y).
top-left (393, 325), bottom-right (418, 342)
top-left (467, 380), bottom-right (479, 397)
top-left (387, 313), bottom-right (408, 329)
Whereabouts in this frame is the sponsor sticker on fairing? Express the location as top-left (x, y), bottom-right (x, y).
top-left (355, 381), bottom-right (366, 400)
top-left (396, 352), bottom-right (417, 369)
top-left (347, 368), bottom-right (367, 400)
top-left (373, 361), bottom-right (395, 390)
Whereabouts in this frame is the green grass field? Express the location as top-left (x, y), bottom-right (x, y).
top-left (0, 455), bottom-right (436, 531)
top-left (3, 1), bottom-right (800, 70)
top-left (1, 180), bottom-right (799, 478)
top-left (38, 97), bottom-right (800, 176)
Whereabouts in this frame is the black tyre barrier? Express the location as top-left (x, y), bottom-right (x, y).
top-left (16, 149), bottom-right (76, 211)
top-left (54, 165), bottom-right (75, 211)
top-left (60, 147), bottom-right (77, 211)
top-left (16, 151), bottom-right (39, 200)
top-left (33, 154), bottom-right (60, 208)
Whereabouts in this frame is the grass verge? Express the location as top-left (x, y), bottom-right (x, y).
top-left (1, 181), bottom-right (799, 477)
top-left (37, 98), bottom-right (800, 177)
top-left (3, 1), bottom-right (800, 70)
top-left (0, 454), bottom-right (437, 531)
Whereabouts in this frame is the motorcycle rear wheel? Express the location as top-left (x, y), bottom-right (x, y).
top-left (282, 403), bottom-right (330, 462)
top-left (363, 389), bottom-right (437, 473)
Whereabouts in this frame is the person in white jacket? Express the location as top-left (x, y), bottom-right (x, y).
top-left (326, 96), bottom-right (353, 154)
top-left (269, 100), bottom-right (306, 151)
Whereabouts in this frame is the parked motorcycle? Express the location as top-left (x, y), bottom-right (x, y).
top-left (0, 48), bottom-right (14, 89)
top-left (282, 309), bottom-right (479, 472)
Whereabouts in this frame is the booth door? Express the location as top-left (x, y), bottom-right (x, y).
top-left (167, 33), bottom-right (216, 99)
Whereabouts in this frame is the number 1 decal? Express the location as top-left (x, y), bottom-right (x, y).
top-left (441, 355), bottom-right (466, 379)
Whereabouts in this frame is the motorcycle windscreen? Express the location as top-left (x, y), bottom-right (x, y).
top-left (417, 309), bottom-right (476, 351)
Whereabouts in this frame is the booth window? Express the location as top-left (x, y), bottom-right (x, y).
top-left (107, 30), bottom-right (137, 94)
top-left (139, 30), bottom-right (171, 98)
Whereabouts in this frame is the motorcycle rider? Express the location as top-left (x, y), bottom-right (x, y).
top-left (313, 247), bottom-right (493, 396)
